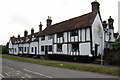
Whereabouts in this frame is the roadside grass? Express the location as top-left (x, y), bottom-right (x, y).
top-left (2, 54), bottom-right (119, 76)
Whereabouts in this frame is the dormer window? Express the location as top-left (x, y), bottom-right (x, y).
top-left (48, 35), bottom-right (52, 40)
top-left (57, 33), bottom-right (63, 38)
top-left (70, 30), bottom-right (78, 36)
top-left (41, 36), bottom-right (45, 41)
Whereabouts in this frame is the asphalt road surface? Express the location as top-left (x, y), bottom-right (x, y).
top-left (1, 58), bottom-right (118, 79)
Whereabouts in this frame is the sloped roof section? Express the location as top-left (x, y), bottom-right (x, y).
top-left (10, 32), bottom-right (40, 44)
top-left (10, 36), bottom-right (17, 44)
top-left (40, 11), bottom-right (97, 36)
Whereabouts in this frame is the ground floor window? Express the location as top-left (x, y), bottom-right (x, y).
top-left (31, 47), bottom-right (34, 52)
top-left (48, 45), bottom-right (52, 52)
top-left (41, 46), bottom-right (44, 51)
top-left (57, 44), bottom-right (62, 52)
top-left (15, 48), bottom-right (16, 52)
top-left (72, 43), bottom-right (79, 52)
top-left (19, 47), bottom-right (22, 51)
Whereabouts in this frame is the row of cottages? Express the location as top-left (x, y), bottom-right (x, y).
top-left (9, 1), bottom-right (117, 59)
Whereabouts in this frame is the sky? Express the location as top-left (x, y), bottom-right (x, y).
top-left (0, 0), bottom-right (119, 45)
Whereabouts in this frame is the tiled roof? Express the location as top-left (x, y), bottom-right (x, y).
top-left (10, 36), bottom-right (17, 44)
top-left (10, 32), bottom-right (40, 44)
top-left (40, 11), bottom-right (97, 36)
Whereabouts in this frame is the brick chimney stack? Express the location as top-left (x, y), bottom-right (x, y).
top-left (31, 28), bottom-right (34, 35)
top-left (39, 22), bottom-right (42, 32)
top-left (102, 21), bottom-right (107, 28)
top-left (18, 34), bottom-right (20, 38)
top-left (24, 30), bottom-right (28, 37)
top-left (108, 16), bottom-right (114, 29)
top-left (91, 0), bottom-right (100, 12)
top-left (46, 16), bottom-right (52, 27)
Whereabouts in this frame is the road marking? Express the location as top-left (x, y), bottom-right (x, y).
top-left (6, 66), bottom-right (9, 68)
top-left (25, 74), bottom-right (32, 78)
top-left (5, 72), bottom-right (10, 77)
top-left (23, 69), bottom-right (53, 78)
top-left (0, 74), bottom-right (5, 78)
top-left (11, 68), bottom-right (14, 70)
top-left (17, 70), bottom-right (21, 73)
top-left (21, 77), bottom-right (25, 78)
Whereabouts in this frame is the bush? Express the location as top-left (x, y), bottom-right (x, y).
top-left (112, 38), bottom-right (120, 51)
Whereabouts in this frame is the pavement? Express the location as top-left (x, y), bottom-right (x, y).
top-left (0, 58), bottom-right (119, 79)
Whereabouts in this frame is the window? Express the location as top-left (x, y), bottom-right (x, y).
top-left (15, 48), bottom-right (16, 52)
top-left (70, 30), bottom-right (78, 36)
top-left (72, 43), bottom-right (79, 52)
top-left (48, 46), bottom-right (52, 51)
top-left (48, 35), bottom-right (52, 40)
top-left (31, 47), bottom-right (34, 52)
top-left (41, 46), bottom-right (44, 51)
top-left (41, 36), bottom-right (45, 40)
top-left (19, 47), bottom-right (22, 51)
top-left (57, 44), bottom-right (62, 52)
top-left (57, 33), bottom-right (63, 38)
top-left (24, 47), bottom-right (26, 52)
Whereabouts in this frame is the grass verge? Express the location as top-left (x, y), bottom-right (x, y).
top-left (2, 54), bottom-right (119, 76)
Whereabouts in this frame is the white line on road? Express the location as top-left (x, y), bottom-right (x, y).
top-left (23, 69), bottom-right (53, 78)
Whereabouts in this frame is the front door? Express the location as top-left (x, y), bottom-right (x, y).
top-left (95, 44), bottom-right (98, 57)
top-left (45, 46), bottom-right (48, 55)
top-left (35, 47), bottom-right (37, 55)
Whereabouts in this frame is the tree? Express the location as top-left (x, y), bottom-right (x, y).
top-left (2, 42), bottom-right (9, 54)
top-left (112, 37), bottom-right (120, 51)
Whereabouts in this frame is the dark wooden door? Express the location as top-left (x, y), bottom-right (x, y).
top-left (45, 46), bottom-right (48, 55)
top-left (35, 47), bottom-right (37, 55)
top-left (95, 44), bottom-right (98, 57)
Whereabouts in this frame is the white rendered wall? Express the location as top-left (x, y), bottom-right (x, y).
top-left (13, 44), bottom-right (18, 55)
top-left (8, 40), bottom-right (13, 54)
top-left (86, 28), bottom-right (90, 41)
top-left (62, 44), bottom-right (67, 55)
top-left (30, 41), bottom-right (38, 55)
top-left (92, 13), bottom-right (104, 55)
top-left (79, 43), bottom-right (91, 56)
top-left (82, 29), bottom-right (85, 42)
top-left (23, 43), bottom-right (29, 54)
top-left (63, 32), bottom-right (67, 42)
top-left (39, 35), bottom-right (53, 55)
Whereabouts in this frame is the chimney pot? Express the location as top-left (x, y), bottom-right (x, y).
top-left (39, 22), bottom-right (43, 32)
top-left (46, 16), bottom-right (52, 27)
top-left (31, 28), bottom-right (34, 35)
top-left (91, 1), bottom-right (100, 12)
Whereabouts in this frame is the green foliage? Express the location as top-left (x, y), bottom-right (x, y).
top-left (2, 54), bottom-right (119, 76)
top-left (112, 38), bottom-right (120, 51)
top-left (2, 45), bottom-right (9, 54)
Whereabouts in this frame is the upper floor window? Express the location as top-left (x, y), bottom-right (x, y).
top-left (15, 48), bottom-right (16, 52)
top-left (48, 35), bottom-right (52, 40)
top-left (57, 44), bottom-right (62, 52)
top-left (70, 30), bottom-right (78, 36)
top-left (57, 33), bottom-right (63, 38)
top-left (41, 36), bottom-right (45, 41)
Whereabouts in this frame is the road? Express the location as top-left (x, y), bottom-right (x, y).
top-left (0, 58), bottom-right (118, 79)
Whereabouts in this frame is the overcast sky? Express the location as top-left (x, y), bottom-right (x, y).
top-left (0, 0), bottom-right (119, 45)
